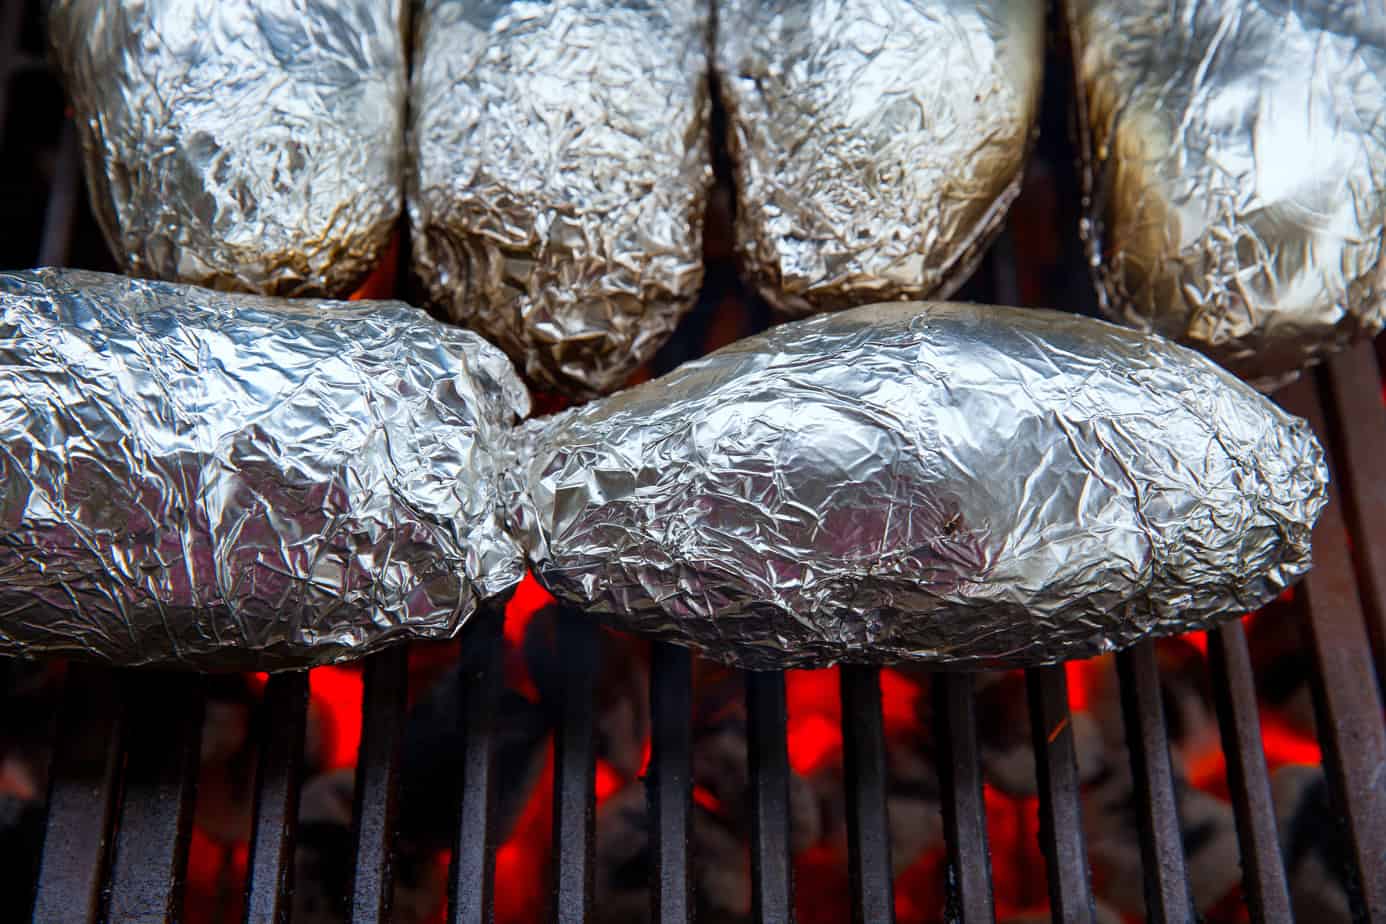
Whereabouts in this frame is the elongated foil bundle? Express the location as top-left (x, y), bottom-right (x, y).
top-left (409, 0), bottom-right (712, 397)
top-left (715, 0), bottom-right (1044, 317)
top-left (516, 302), bottom-right (1327, 669)
top-left (1067, 0), bottom-right (1386, 386)
top-left (48, 0), bottom-right (405, 297)
top-left (0, 269), bottom-right (526, 669)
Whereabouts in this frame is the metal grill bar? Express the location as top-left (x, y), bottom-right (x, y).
top-left (552, 610), bottom-right (599, 924)
top-left (746, 670), bottom-right (795, 922)
top-left (648, 642), bottom-right (693, 923)
top-left (105, 673), bottom-right (205, 924)
top-left (31, 664), bottom-right (124, 924)
top-left (448, 610), bottom-right (504, 924)
top-left (244, 670), bottom-right (309, 924)
top-left (349, 647), bottom-right (409, 924)
top-left (1026, 665), bottom-right (1096, 923)
top-left (1278, 376), bottom-right (1386, 922)
top-left (840, 666), bottom-right (895, 924)
top-left (934, 672), bottom-right (995, 923)
top-left (1205, 622), bottom-right (1293, 923)
top-left (1116, 643), bottom-right (1196, 924)
top-left (1320, 344), bottom-right (1386, 687)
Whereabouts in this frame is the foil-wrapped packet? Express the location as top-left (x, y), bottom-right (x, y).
top-left (0, 269), bottom-right (526, 669)
top-left (1067, 0), bottom-right (1386, 387)
top-left (516, 301), bottom-right (1327, 669)
top-left (48, 0), bottom-right (405, 297)
top-left (409, 0), bottom-right (712, 398)
top-left (715, 0), bottom-right (1044, 317)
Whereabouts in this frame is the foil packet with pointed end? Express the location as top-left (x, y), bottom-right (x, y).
top-left (408, 0), bottom-right (712, 398)
top-left (48, 0), bottom-right (405, 298)
top-left (516, 301), bottom-right (1328, 670)
top-left (1067, 0), bottom-right (1386, 388)
top-left (0, 269), bottom-right (527, 670)
top-left (715, 0), bottom-right (1044, 318)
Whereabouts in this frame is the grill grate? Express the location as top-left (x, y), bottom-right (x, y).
top-left (4, 0), bottom-right (1385, 921)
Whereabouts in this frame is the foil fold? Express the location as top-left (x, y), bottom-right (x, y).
top-left (715, 0), bottom-right (1044, 317)
top-left (0, 269), bottom-right (527, 669)
top-left (1067, 0), bottom-right (1386, 387)
top-left (408, 0), bottom-right (712, 398)
top-left (48, 0), bottom-right (406, 298)
top-left (516, 301), bottom-right (1327, 669)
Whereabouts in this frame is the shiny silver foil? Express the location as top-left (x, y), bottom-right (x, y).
top-left (48, 0), bottom-right (405, 298)
top-left (408, 0), bottom-right (712, 398)
top-left (515, 301), bottom-right (1327, 669)
top-left (1067, 0), bottom-right (1386, 387)
top-left (715, 0), bottom-right (1044, 318)
top-left (0, 269), bottom-right (527, 669)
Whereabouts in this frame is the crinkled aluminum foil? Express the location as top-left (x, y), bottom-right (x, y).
top-left (1067, 0), bottom-right (1386, 388)
top-left (515, 301), bottom-right (1327, 669)
top-left (48, 0), bottom-right (405, 297)
top-left (0, 269), bottom-right (527, 670)
top-left (715, 0), bottom-right (1044, 318)
top-left (408, 0), bottom-right (712, 398)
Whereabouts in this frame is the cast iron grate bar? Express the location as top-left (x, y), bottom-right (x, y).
top-left (552, 609), bottom-right (600, 924)
top-left (448, 610), bottom-right (505, 924)
top-left (1026, 665), bottom-right (1095, 923)
top-left (841, 666), bottom-right (895, 924)
top-left (31, 664), bottom-right (124, 924)
top-left (105, 672), bottom-right (206, 924)
top-left (244, 670), bottom-right (310, 924)
top-left (934, 672), bottom-right (995, 923)
top-left (1116, 642), bottom-right (1196, 923)
top-left (1205, 622), bottom-right (1294, 923)
top-left (1279, 376), bottom-right (1386, 922)
top-left (649, 642), bottom-right (694, 923)
top-left (747, 670), bottom-right (795, 922)
top-left (1319, 344), bottom-right (1386, 688)
top-left (349, 646), bottom-right (409, 924)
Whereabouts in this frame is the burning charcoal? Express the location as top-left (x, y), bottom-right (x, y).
top-left (715, 0), bottom-right (1044, 317)
top-left (807, 729), bottom-right (943, 876)
top-left (1083, 768), bottom-right (1241, 916)
top-left (1246, 600), bottom-right (1318, 739)
top-left (1273, 764), bottom-right (1355, 924)
top-left (193, 676), bottom-right (258, 845)
top-left (594, 781), bottom-right (752, 924)
top-left (967, 671), bottom-right (1106, 797)
top-left (48, 0), bottom-right (405, 297)
top-left (1066, 0), bottom-right (1386, 386)
top-left (1087, 641), bottom-right (1221, 779)
top-left (399, 649), bottom-right (550, 848)
top-left (409, 0), bottom-right (712, 397)
top-left (1001, 900), bottom-right (1123, 924)
top-left (0, 269), bottom-right (527, 670)
top-left (523, 608), bottom-right (651, 779)
top-left (517, 300), bottom-right (1328, 669)
top-left (293, 769), bottom-right (447, 924)
top-left (688, 677), bottom-right (822, 853)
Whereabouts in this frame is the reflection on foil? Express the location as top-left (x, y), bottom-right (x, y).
top-left (516, 301), bottom-right (1327, 669)
top-left (49, 0), bottom-right (405, 297)
top-left (1067, 0), bottom-right (1386, 387)
top-left (408, 0), bottom-right (712, 398)
top-left (0, 269), bottom-right (526, 669)
top-left (716, 0), bottom-right (1044, 317)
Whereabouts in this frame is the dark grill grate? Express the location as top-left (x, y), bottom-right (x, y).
top-left (4, 1), bottom-right (1385, 921)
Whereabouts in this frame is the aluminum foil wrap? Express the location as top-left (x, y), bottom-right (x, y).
top-left (515, 301), bottom-right (1327, 669)
top-left (715, 0), bottom-right (1044, 318)
top-left (48, 0), bottom-right (405, 297)
top-left (0, 269), bottom-right (527, 670)
top-left (1067, 0), bottom-right (1386, 387)
top-left (408, 0), bottom-right (712, 398)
